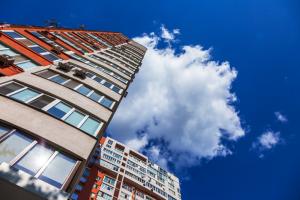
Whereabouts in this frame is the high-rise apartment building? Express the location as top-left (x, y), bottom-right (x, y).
top-left (73, 137), bottom-right (181, 200)
top-left (0, 24), bottom-right (146, 199)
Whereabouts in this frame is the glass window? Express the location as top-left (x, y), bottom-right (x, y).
top-left (89, 92), bottom-right (102, 102)
top-left (39, 153), bottom-right (76, 188)
top-left (37, 70), bottom-right (57, 79)
top-left (0, 125), bottom-right (10, 138)
top-left (0, 48), bottom-right (18, 56)
top-left (11, 88), bottom-right (40, 102)
top-left (50, 75), bottom-right (68, 84)
top-left (30, 46), bottom-right (47, 54)
top-left (80, 118), bottom-right (100, 136)
top-left (103, 176), bottom-right (116, 185)
top-left (86, 72), bottom-right (94, 78)
top-left (65, 111), bottom-right (85, 127)
top-left (47, 102), bottom-right (72, 118)
top-left (112, 86), bottom-right (121, 93)
top-left (14, 144), bottom-right (54, 176)
top-left (76, 85), bottom-right (91, 96)
top-left (103, 82), bottom-right (112, 88)
top-left (16, 61), bottom-right (38, 70)
top-left (101, 183), bottom-right (113, 191)
top-left (3, 31), bottom-right (23, 39)
top-left (97, 192), bottom-right (112, 200)
top-left (100, 98), bottom-right (113, 108)
top-left (28, 94), bottom-right (55, 109)
top-left (0, 82), bottom-right (24, 95)
top-left (43, 53), bottom-right (60, 61)
top-left (64, 80), bottom-right (81, 89)
top-left (94, 77), bottom-right (104, 83)
top-left (0, 131), bottom-right (33, 164)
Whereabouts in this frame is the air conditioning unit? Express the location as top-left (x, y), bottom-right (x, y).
top-left (57, 62), bottom-right (73, 72)
top-left (74, 69), bottom-right (87, 79)
top-left (0, 54), bottom-right (14, 67)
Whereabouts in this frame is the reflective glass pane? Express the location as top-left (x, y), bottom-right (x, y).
top-left (3, 31), bottom-right (24, 39)
top-left (0, 124), bottom-right (10, 138)
top-left (103, 82), bottom-right (112, 88)
top-left (65, 111), bottom-right (85, 127)
top-left (64, 80), bottom-right (81, 89)
top-left (14, 144), bottom-right (54, 175)
top-left (100, 98), bottom-right (113, 108)
top-left (0, 82), bottom-right (24, 95)
top-left (0, 49), bottom-right (18, 56)
top-left (89, 92), bottom-right (102, 102)
top-left (80, 118), bottom-right (100, 136)
top-left (29, 94), bottom-right (55, 109)
top-left (50, 75), bottom-right (68, 84)
top-left (16, 61), bottom-right (38, 70)
top-left (76, 85), bottom-right (91, 96)
top-left (0, 131), bottom-right (33, 164)
top-left (30, 46), bottom-right (47, 54)
top-left (36, 70), bottom-right (57, 79)
top-left (39, 153), bottom-right (76, 188)
top-left (112, 86), bottom-right (121, 93)
top-left (11, 88), bottom-right (40, 102)
top-left (47, 102), bottom-right (72, 118)
top-left (43, 53), bottom-right (60, 61)
top-left (94, 77), bottom-right (103, 83)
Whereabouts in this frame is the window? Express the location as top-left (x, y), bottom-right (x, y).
top-left (11, 88), bottom-right (40, 102)
top-left (29, 95), bottom-right (55, 109)
top-left (0, 124), bottom-right (10, 138)
top-left (101, 183), bottom-right (113, 191)
top-left (0, 82), bottom-right (23, 95)
top-left (103, 176), bottom-right (116, 186)
top-left (37, 70), bottom-right (57, 79)
top-left (86, 71), bottom-right (122, 94)
top-left (80, 118), bottom-right (100, 135)
top-left (36, 70), bottom-right (116, 109)
top-left (50, 75), bottom-right (69, 84)
top-left (100, 98), bottom-right (113, 108)
top-left (97, 191), bottom-right (112, 200)
top-left (68, 53), bottom-right (128, 84)
top-left (39, 153), bottom-right (77, 188)
top-left (47, 102), bottom-right (72, 118)
top-left (65, 111), bottom-right (85, 127)
top-left (64, 80), bottom-right (81, 89)
top-left (0, 131), bottom-right (33, 164)
top-left (77, 85), bottom-right (92, 96)
top-left (0, 42), bottom-right (38, 70)
top-left (14, 144), bottom-right (54, 175)
top-left (2, 31), bottom-right (61, 62)
top-left (0, 122), bottom-right (79, 189)
top-left (89, 92), bottom-right (102, 102)
top-left (31, 46), bottom-right (47, 54)
top-left (0, 81), bottom-right (103, 136)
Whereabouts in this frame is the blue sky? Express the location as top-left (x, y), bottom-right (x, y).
top-left (1, 0), bottom-right (300, 199)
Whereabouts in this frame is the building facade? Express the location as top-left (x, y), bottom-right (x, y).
top-left (0, 24), bottom-right (146, 199)
top-left (73, 137), bottom-right (181, 200)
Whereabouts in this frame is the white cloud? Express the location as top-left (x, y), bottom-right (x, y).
top-left (160, 24), bottom-right (180, 41)
top-left (252, 131), bottom-right (281, 156)
top-left (275, 112), bottom-right (288, 123)
top-left (125, 135), bottom-right (148, 151)
top-left (108, 26), bottom-right (245, 168)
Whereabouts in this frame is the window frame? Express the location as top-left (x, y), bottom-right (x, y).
top-left (0, 123), bottom-right (81, 190)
